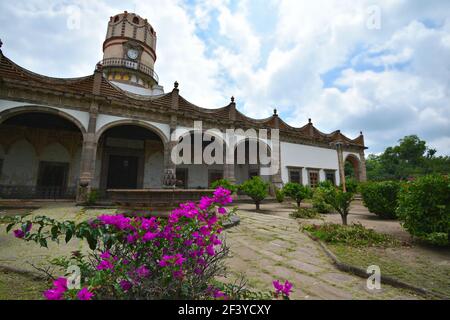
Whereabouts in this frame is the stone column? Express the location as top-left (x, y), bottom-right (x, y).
top-left (358, 149), bottom-right (367, 182)
top-left (224, 97), bottom-right (237, 185)
top-left (162, 82), bottom-right (179, 188)
top-left (77, 110), bottom-right (98, 203)
top-left (336, 142), bottom-right (346, 192)
top-left (270, 109), bottom-right (283, 191)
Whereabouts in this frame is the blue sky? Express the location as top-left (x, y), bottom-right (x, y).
top-left (0, 0), bottom-right (449, 155)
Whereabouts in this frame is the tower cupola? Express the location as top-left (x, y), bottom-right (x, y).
top-left (101, 11), bottom-right (163, 95)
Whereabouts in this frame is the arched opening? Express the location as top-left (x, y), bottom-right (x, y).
top-left (0, 110), bottom-right (83, 199)
top-left (96, 124), bottom-right (165, 192)
top-left (234, 139), bottom-right (272, 185)
top-left (344, 154), bottom-right (361, 182)
top-left (174, 131), bottom-right (226, 189)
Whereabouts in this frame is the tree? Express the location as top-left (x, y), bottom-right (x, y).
top-left (366, 135), bottom-right (450, 181)
top-left (283, 183), bottom-right (313, 207)
top-left (239, 176), bottom-right (269, 210)
top-left (323, 188), bottom-right (354, 225)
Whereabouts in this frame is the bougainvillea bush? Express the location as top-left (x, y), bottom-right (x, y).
top-left (5, 187), bottom-right (292, 300)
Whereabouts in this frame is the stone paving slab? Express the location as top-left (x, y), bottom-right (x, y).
top-left (223, 208), bottom-right (423, 300)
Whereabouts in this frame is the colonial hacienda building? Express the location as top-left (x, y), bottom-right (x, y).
top-left (0, 12), bottom-right (367, 202)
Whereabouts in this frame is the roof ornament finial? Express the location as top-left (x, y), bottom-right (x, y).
top-left (95, 62), bottom-right (103, 72)
top-left (174, 81), bottom-right (179, 89)
top-left (273, 108), bottom-right (278, 116)
top-left (0, 39), bottom-right (3, 48)
top-left (308, 118), bottom-right (312, 124)
top-left (231, 96), bottom-right (235, 103)
top-left (360, 131), bottom-right (363, 135)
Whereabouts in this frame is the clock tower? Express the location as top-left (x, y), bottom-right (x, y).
top-left (101, 11), bottom-right (163, 95)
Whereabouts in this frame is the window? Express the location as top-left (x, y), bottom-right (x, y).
top-left (308, 170), bottom-right (319, 188)
top-left (209, 170), bottom-right (223, 187)
top-left (249, 170), bottom-right (259, 179)
top-left (288, 167), bottom-right (303, 184)
top-left (132, 17), bottom-right (139, 24)
top-left (176, 168), bottom-right (188, 189)
top-left (114, 16), bottom-right (119, 22)
top-left (325, 170), bottom-right (336, 186)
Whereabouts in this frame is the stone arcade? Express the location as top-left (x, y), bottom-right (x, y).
top-left (0, 12), bottom-right (367, 202)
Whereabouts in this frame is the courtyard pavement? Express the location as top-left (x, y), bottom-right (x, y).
top-left (224, 203), bottom-right (422, 300)
top-left (0, 201), bottom-right (425, 299)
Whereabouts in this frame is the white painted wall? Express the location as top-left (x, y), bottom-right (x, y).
top-left (0, 99), bottom-right (89, 132)
top-left (280, 142), bottom-right (340, 186)
top-left (96, 114), bottom-right (170, 142)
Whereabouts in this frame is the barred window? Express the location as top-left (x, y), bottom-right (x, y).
top-left (288, 167), bottom-right (303, 184)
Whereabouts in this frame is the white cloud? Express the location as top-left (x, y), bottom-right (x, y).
top-left (0, 0), bottom-right (449, 154)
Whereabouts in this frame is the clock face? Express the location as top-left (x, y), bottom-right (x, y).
top-left (127, 48), bottom-right (139, 60)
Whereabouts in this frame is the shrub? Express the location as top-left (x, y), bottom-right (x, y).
top-left (86, 189), bottom-right (99, 206)
top-left (211, 179), bottom-right (238, 194)
top-left (344, 178), bottom-right (359, 194)
top-left (289, 207), bottom-right (320, 219)
top-left (312, 187), bottom-right (334, 213)
top-left (239, 176), bottom-right (269, 210)
top-left (360, 181), bottom-right (400, 219)
top-left (396, 175), bottom-right (450, 246)
top-left (283, 183), bottom-right (312, 207)
top-left (6, 188), bottom-right (293, 300)
top-left (323, 188), bottom-right (354, 225)
top-left (303, 223), bottom-right (398, 247)
top-left (275, 188), bottom-right (285, 203)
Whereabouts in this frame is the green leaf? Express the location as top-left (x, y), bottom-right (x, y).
top-left (6, 223), bottom-right (15, 233)
top-left (65, 229), bottom-right (73, 243)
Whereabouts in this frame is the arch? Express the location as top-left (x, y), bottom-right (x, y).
top-left (40, 143), bottom-right (71, 163)
top-left (344, 153), bottom-right (362, 182)
top-left (0, 106), bottom-right (87, 134)
top-left (96, 119), bottom-right (168, 147)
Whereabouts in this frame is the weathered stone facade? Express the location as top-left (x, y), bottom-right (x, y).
top-left (0, 12), bottom-right (367, 201)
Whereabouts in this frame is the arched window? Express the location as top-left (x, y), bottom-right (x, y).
top-left (114, 16), bottom-right (119, 22)
top-left (133, 17), bottom-right (139, 24)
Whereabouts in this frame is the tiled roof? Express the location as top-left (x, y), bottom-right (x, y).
top-left (0, 52), bottom-right (365, 148)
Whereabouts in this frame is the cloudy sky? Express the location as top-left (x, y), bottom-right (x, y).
top-left (0, 0), bottom-right (449, 155)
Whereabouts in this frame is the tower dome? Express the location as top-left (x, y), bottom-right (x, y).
top-left (101, 11), bottom-right (163, 95)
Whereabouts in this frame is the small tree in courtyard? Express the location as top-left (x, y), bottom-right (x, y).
top-left (323, 188), bottom-right (354, 225)
top-left (239, 176), bottom-right (269, 210)
top-left (283, 183), bottom-right (312, 207)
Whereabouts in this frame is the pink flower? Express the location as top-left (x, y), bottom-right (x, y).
top-left (199, 196), bottom-right (214, 210)
top-left (53, 277), bottom-right (68, 291)
top-left (100, 251), bottom-right (111, 259)
top-left (77, 287), bottom-right (94, 300)
top-left (13, 229), bottom-right (25, 238)
top-left (119, 280), bottom-right (132, 292)
top-left (273, 280), bottom-right (293, 297)
top-left (206, 244), bottom-right (215, 256)
top-left (97, 260), bottom-right (114, 271)
top-left (43, 288), bottom-right (64, 300)
top-left (136, 266), bottom-right (150, 278)
top-left (142, 231), bottom-right (158, 242)
top-left (218, 207), bottom-right (227, 214)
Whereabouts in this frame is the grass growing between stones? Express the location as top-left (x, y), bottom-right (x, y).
top-left (303, 223), bottom-right (399, 247)
top-left (0, 269), bottom-right (47, 300)
top-left (328, 244), bottom-right (450, 299)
